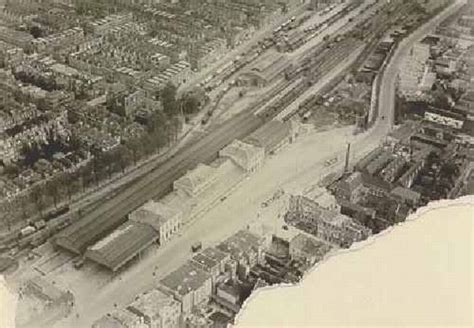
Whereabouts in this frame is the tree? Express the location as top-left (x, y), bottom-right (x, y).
top-left (125, 138), bottom-right (145, 165)
top-left (60, 171), bottom-right (76, 201)
top-left (181, 94), bottom-right (201, 115)
top-left (45, 178), bottom-right (62, 208)
top-left (30, 184), bottom-right (45, 218)
top-left (30, 26), bottom-right (44, 39)
top-left (160, 83), bottom-right (178, 116)
top-left (116, 146), bottom-right (132, 173)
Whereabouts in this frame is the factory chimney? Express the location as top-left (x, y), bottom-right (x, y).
top-left (344, 142), bottom-right (351, 173)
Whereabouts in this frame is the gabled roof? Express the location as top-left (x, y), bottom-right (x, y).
top-left (174, 163), bottom-right (216, 195)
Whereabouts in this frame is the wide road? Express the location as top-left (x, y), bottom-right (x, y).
top-left (374, 0), bottom-right (466, 138)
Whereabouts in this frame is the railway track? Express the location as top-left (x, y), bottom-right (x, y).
top-left (43, 4), bottom-right (385, 255)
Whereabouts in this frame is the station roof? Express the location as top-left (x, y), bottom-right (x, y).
top-left (84, 221), bottom-right (158, 272)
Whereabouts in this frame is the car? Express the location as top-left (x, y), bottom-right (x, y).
top-left (191, 242), bottom-right (202, 253)
top-left (220, 196), bottom-right (227, 202)
top-left (381, 115), bottom-right (385, 120)
top-left (73, 256), bottom-right (84, 269)
top-left (282, 225), bottom-right (289, 231)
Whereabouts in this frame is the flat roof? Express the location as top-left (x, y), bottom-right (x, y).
top-left (216, 230), bottom-right (262, 260)
top-left (127, 288), bottom-right (178, 320)
top-left (191, 253), bottom-right (219, 272)
top-left (160, 261), bottom-right (210, 296)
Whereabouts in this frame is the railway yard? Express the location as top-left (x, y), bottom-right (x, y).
top-left (1, 0), bottom-right (463, 327)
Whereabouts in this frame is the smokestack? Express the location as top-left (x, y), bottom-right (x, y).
top-left (344, 142), bottom-right (351, 173)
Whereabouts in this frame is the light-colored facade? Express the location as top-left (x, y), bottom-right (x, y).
top-left (127, 289), bottom-right (181, 328)
top-left (129, 200), bottom-right (181, 244)
top-left (219, 139), bottom-right (265, 173)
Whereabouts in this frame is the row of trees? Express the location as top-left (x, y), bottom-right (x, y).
top-left (2, 83), bottom-right (198, 229)
top-left (160, 83), bottom-right (206, 117)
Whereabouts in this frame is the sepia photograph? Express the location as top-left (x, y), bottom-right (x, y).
top-left (0, 0), bottom-right (472, 327)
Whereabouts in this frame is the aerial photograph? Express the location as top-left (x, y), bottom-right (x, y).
top-left (0, 0), bottom-right (472, 327)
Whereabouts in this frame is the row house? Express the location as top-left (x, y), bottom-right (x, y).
top-left (31, 27), bottom-right (84, 54)
top-left (0, 41), bottom-right (24, 68)
top-left (188, 38), bottom-right (227, 71)
top-left (143, 61), bottom-right (191, 94)
top-left (147, 37), bottom-right (187, 62)
top-left (0, 26), bottom-right (34, 52)
top-left (85, 13), bottom-right (134, 36)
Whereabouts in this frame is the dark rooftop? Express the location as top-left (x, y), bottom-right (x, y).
top-left (84, 221), bottom-right (158, 272)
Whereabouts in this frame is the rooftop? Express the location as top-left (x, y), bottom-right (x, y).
top-left (220, 139), bottom-right (264, 169)
top-left (217, 230), bottom-right (263, 260)
top-left (127, 288), bottom-right (178, 320)
top-left (290, 233), bottom-right (331, 257)
top-left (243, 120), bottom-right (291, 152)
top-left (160, 261), bottom-right (211, 296)
top-left (85, 221), bottom-right (158, 272)
top-left (174, 163), bottom-right (217, 196)
top-left (390, 186), bottom-right (421, 203)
